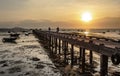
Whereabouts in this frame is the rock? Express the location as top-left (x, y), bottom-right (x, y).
top-left (8, 67), bottom-right (21, 73)
top-left (0, 60), bottom-right (7, 64)
top-left (113, 72), bottom-right (120, 76)
top-left (53, 70), bottom-right (59, 73)
top-left (31, 57), bottom-right (40, 61)
top-left (24, 72), bottom-right (30, 75)
top-left (2, 63), bottom-right (8, 67)
top-left (35, 64), bottom-right (45, 69)
top-left (18, 74), bottom-right (24, 76)
top-left (14, 60), bottom-right (23, 64)
top-left (23, 45), bottom-right (40, 49)
top-left (0, 71), bottom-right (5, 74)
top-left (80, 72), bottom-right (93, 76)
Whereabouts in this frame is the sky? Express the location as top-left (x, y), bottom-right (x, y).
top-left (0, 0), bottom-right (120, 28)
top-left (0, 0), bottom-right (120, 21)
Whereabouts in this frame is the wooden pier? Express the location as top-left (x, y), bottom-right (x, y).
top-left (33, 28), bottom-right (120, 76)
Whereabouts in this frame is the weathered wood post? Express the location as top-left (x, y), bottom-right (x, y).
top-left (100, 54), bottom-right (108, 76)
top-left (58, 39), bottom-right (61, 54)
top-left (89, 40), bottom-right (93, 69)
top-left (53, 37), bottom-right (55, 54)
top-left (66, 42), bottom-right (68, 52)
top-left (100, 44), bottom-right (108, 76)
top-left (45, 31), bottom-right (48, 42)
top-left (54, 27), bottom-right (59, 54)
top-left (71, 44), bottom-right (74, 68)
top-left (55, 38), bottom-right (57, 54)
top-left (66, 41), bottom-right (69, 64)
top-left (61, 40), bottom-right (64, 54)
top-left (63, 41), bottom-right (67, 64)
top-left (48, 27), bottom-right (51, 50)
top-left (79, 47), bottom-right (82, 67)
top-left (82, 48), bottom-right (85, 73)
top-left (51, 36), bottom-right (54, 54)
top-left (89, 50), bottom-right (93, 69)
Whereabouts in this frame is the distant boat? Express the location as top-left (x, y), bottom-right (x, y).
top-left (25, 33), bottom-right (29, 36)
top-left (118, 33), bottom-right (120, 35)
top-left (2, 37), bottom-right (17, 43)
top-left (10, 33), bottom-right (20, 38)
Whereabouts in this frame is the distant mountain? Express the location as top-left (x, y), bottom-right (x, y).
top-left (15, 20), bottom-right (74, 29)
top-left (0, 17), bottom-right (120, 29)
top-left (0, 27), bottom-right (28, 32)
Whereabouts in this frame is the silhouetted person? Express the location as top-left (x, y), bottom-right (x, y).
top-left (56, 27), bottom-right (59, 33)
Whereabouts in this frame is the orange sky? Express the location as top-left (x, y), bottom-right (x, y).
top-left (0, 0), bottom-right (120, 29)
top-left (0, 0), bottom-right (120, 22)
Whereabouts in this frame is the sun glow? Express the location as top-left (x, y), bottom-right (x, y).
top-left (81, 12), bottom-right (92, 22)
top-left (84, 31), bottom-right (89, 35)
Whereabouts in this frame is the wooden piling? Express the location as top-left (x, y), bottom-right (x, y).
top-left (51, 36), bottom-right (54, 54)
top-left (82, 48), bottom-right (85, 73)
top-left (100, 54), bottom-right (108, 76)
top-left (89, 40), bottom-right (93, 69)
top-left (66, 42), bottom-right (68, 64)
top-left (48, 27), bottom-right (51, 50)
top-left (89, 50), bottom-right (93, 69)
top-left (71, 44), bottom-right (74, 68)
top-left (79, 47), bottom-right (82, 67)
top-left (61, 40), bottom-right (64, 54)
top-left (55, 38), bottom-right (57, 54)
top-left (58, 39), bottom-right (61, 54)
top-left (63, 41), bottom-right (67, 64)
top-left (49, 36), bottom-right (51, 50)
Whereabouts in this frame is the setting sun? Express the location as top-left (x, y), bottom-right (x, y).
top-left (81, 12), bottom-right (92, 22)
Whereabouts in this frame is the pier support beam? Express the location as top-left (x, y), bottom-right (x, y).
top-left (82, 48), bottom-right (85, 73)
top-left (55, 38), bottom-right (57, 54)
top-left (51, 36), bottom-right (54, 54)
top-left (89, 50), bottom-right (93, 69)
top-left (49, 36), bottom-right (51, 50)
top-left (64, 41), bottom-right (67, 64)
top-left (48, 27), bottom-right (51, 50)
top-left (79, 47), bottom-right (82, 67)
top-left (66, 42), bottom-right (68, 51)
top-left (66, 42), bottom-right (68, 64)
top-left (63, 41), bottom-right (67, 64)
top-left (61, 40), bottom-right (64, 54)
top-left (100, 54), bottom-right (108, 76)
top-left (58, 39), bottom-right (61, 54)
top-left (71, 44), bottom-right (74, 68)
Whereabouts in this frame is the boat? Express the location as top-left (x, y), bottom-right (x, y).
top-left (2, 37), bottom-right (17, 42)
top-left (10, 33), bottom-right (20, 37)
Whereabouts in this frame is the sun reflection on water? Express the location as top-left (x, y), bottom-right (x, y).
top-left (84, 31), bottom-right (89, 36)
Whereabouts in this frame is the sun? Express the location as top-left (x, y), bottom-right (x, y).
top-left (81, 12), bottom-right (92, 22)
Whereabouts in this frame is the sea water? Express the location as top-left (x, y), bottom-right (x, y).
top-left (0, 32), bottom-right (61, 76)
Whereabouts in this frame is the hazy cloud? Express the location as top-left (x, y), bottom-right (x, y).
top-left (0, 0), bottom-right (29, 10)
top-left (0, 0), bottom-right (120, 24)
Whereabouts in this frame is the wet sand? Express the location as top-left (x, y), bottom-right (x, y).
top-left (0, 33), bottom-right (61, 76)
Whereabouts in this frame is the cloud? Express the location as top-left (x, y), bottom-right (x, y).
top-left (0, 0), bottom-right (29, 11)
top-left (0, 0), bottom-right (120, 11)
top-left (0, 0), bottom-right (120, 22)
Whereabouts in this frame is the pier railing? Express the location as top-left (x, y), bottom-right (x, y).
top-left (33, 28), bottom-right (120, 76)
